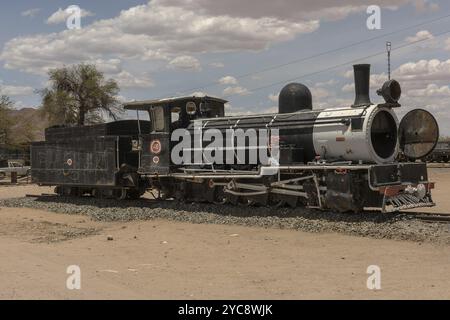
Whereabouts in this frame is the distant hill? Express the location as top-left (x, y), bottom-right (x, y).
top-left (8, 108), bottom-right (48, 143)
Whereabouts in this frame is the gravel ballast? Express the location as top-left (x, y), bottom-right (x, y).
top-left (0, 196), bottom-right (449, 244)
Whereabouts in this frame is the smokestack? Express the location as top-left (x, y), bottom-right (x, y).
top-left (352, 64), bottom-right (372, 107)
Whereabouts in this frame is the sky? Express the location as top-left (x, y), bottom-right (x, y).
top-left (0, 0), bottom-right (450, 133)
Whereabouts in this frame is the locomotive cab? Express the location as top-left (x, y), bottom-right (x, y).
top-left (124, 96), bottom-right (227, 175)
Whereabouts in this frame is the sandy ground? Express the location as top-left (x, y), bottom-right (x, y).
top-left (0, 168), bottom-right (449, 300)
top-left (412, 168), bottom-right (450, 214)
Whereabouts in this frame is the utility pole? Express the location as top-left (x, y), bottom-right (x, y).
top-left (386, 41), bottom-right (392, 80)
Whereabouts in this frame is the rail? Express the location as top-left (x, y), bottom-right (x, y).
top-left (22, 193), bottom-right (450, 224)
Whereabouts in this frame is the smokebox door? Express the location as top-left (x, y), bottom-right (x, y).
top-left (398, 109), bottom-right (439, 160)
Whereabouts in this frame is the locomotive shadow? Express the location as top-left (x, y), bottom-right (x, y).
top-left (30, 196), bottom-right (408, 224)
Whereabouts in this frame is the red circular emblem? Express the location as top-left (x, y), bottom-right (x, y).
top-left (150, 140), bottom-right (162, 154)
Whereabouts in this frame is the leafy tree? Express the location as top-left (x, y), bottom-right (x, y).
top-left (0, 94), bottom-right (14, 144)
top-left (39, 64), bottom-right (122, 126)
top-left (13, 116), bottom-right (38, 144)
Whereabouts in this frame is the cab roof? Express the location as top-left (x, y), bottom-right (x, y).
top-left (123, 96), bottom-right (228, 111)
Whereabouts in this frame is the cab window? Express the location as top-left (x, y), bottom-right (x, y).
top-left (171, 107), bottom-right (181, 123)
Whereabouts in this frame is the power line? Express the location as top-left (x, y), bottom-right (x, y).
top-left (222, 27), bottom-right (450, 99)
top-left (230, 13), bottom-right (450, 81)
top-left (157, 12), bottom-right (450, 99)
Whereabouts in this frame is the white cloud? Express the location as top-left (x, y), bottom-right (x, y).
top-left (227, 107), bottom-right (277, 116)
top-left (405, 30), bottom-right (434, 43)
top-left (219, 76), bottom-right (238, 85)
top-left (1, 0), bottom-right (442, 103)
top-left (343, 59), bottom-right (450, 94)
top-left (445, 38), bottom-right (450, 51)
top-left (168, 56), bottom-right (201, 71)
top-left (225, 103), bottom-right (281, 115)
top-left (1, 1), bottom-right (320, 75)
top-left (0, 84), bottom-right (34, 96)
top-left (223, 86), bottom-right (250, 96)
top-left (342, 83), bottom-right (353, 92)
top-left (343, 70), bottom-right (354, 78)
top-left (209, 62), bottom-right (224, 68)
top-left (21, 8), bottom-right (40, 18)
top-left (46, 7), bottom-right (94, 25)
top-left (90, 58), bottom-right (123, 74)
top-left (114, 71), bottom-right (154, 88)
top-left (108, 1), bottom-right (319, 52)
top-left (161, 0), bottom-right (419, 22)
top-left (315, 79), bottom-right (336, 87)
top-left (2, 0), bottom-right (427, 79)
top-left (341, 59), bottom-right (450, 99)
top-left (394, 59), bottom-right (450, 82)
top-left (263, 106), bottom-right (278, 113)
top-left (268, 93), bottom-right (279, 102)
top-left (219, 76), bottom-right (251, 97)
top-left (407, 84), bottom-right (450, 97)
top-left (414, 0), bottom-right (439, 12)
top-left (310, 87), bottom-right (330, 99)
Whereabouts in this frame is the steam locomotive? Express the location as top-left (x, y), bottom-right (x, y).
top-left (31, 64), bottom-right (439, 213)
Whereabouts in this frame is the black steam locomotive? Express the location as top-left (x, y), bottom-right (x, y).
top-left (31, 64), bottom-right (439, 212)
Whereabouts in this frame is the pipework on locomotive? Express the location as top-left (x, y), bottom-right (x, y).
top-left (31, 64), bottom-right (439, 213)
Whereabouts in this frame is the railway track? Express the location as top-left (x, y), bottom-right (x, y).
top-left (25, 193), bottom-right (57, 198)
top-left (24, 193), bottom-right (450, 224)
top-left (410, 213), bottom-right (450, 224)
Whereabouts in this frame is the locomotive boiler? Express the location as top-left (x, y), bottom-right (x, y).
top-left (198, 64), bottom-right (421, 166)
top-left (31, 64), bottom-right (439, 213)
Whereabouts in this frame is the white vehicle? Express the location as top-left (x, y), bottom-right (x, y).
top-left (0, 160), bottom-right (31, 180)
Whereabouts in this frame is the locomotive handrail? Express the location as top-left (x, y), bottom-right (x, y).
top-left (197, 105), bottom-right (370, 122)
